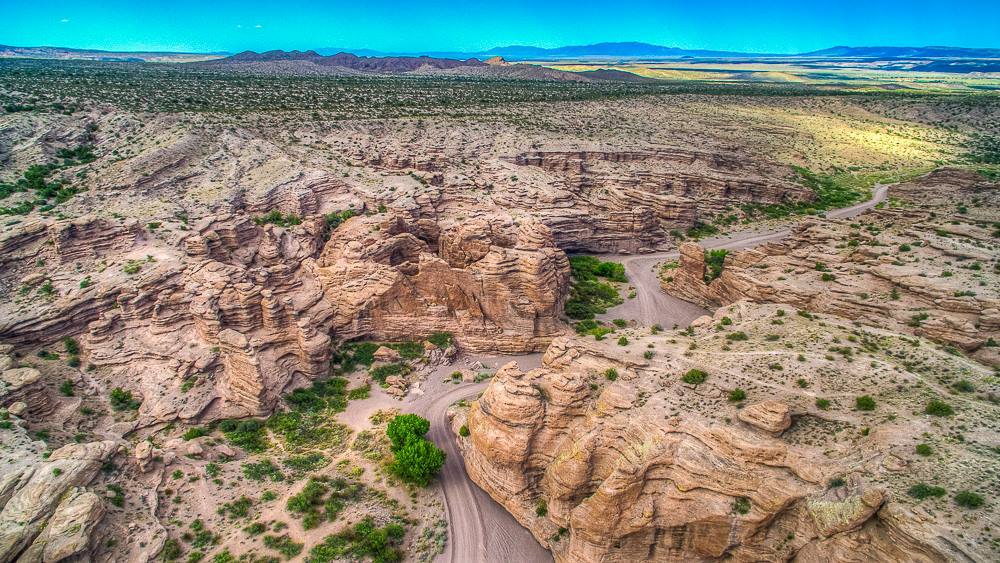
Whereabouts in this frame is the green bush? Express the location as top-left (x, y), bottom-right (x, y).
top-left (732, 497), bottom-right (751, 515)
top-left (307, 516), bottom-right (405, 563)
top-left (220, 418), bottom-right (269, 452)
top-left (907, 483), bottom-right (946, 500)
top-left (263, 534), bottom-right (304, 559)
top-left (604, 368), bottom-right (618, 381)
top-left (682, 369), bottom-right (708, 385)
top-left (815, 398), bottom-right (831, 410)
top-left (459, 425), bottom-right (470, 437)
top-left (954, 491), bottom-right (985, 508)
top-left (703, 249), bottom-right (728, 283)
top-left (182, 427), bottom-right (209, 441)
top-left (369, 362), bottom-right (409, 384)
top-left (242, 459), bottom-right (284, 482)
top-left (617, 336), bottom-right (629, 346)
top-left (427, 332), bottom-right (453, 348)
top-left (855, 395), bottom-right (876, 411)
top-left (726, 332), bottom-right (748, 341)
top-left (728, 388), bottom-right (746, 402)
top-left (255, 210), bottom-right (302, 228)
top-left (924, 400), bottom-right (954, 417)
top-left (382, 414), bottom-right (444, 485)
top-left (162, 538), bottom-right (182, 561)
top-left (535, 499), bottom-right (548, 517)
top-left (915, 444), bottom-right (933, 456)
top-left (59, 380), bottom-right (74, 397)
top-left (109, 387), bottom-right (140, 411)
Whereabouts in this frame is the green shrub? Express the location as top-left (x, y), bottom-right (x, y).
top-left (59, 380), bottom-right (74, 397)
top-left (535, 499), bottom-right (548, 517)
top-left (242, 459), bottom-right (284, 482)
top-left (427, 332), bottom-right (453, 348)
top-left (954, 491), bottom-right (984, 508)
top-left (915, 444), bottom-right (933, 456)
top-left (732, 497), bottom-right (751, 515)
top-left (726, 332), bottom-right (748, 341)
top-left (604, 368), bottom-right (618, 381)
top-left (348, 384), bottom-right (371, 400)
top-left (907, 483), bottom-right (946, 500)
top-left (255, 210), bottom-right (302, 228)
top-left (369, 362), bottom-right (409, 384)
top-left (283, 453), bottom-right (328, 473)
top-left (855, 395), bottom-right (876, 411)
top-left (219, 419), bottom-right (269, 452)
top-left (682, 369), bottom-right (708, 385)
top-left (617, 336), bottom-right (629, 346)
top-left (459, 425), bottom-right (470, 437)
top-left (815, 398), bottom-right (831, 410)
top-left (387, 414), bottom-right (430, 451)
top-left (162, 538), bottom-right (182, 561)
top-left (307, 516), bottom-right (405, 563)
top-left (263, 534), bottom-right (304, 559)
top-left (109, 387), bottom-right (140, 411)
top-left (182, 427), bottom-right (209, 441)
top-left (703, 249), bottom-right (728, 283)
top-left (728, 388), bottom-right (746, 402)
top-left (925, 400), bottom-right (954, 416)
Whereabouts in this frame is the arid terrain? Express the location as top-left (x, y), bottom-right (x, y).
top-left (0, 57), bottom-right (998, 563)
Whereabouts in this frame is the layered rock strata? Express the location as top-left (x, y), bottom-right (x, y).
top-left (458, 302), bottom-right (996, 562)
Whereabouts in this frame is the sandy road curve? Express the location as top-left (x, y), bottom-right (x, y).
top-left (599, 184), bottom-right (889, 327)
top-left (421, 184), bottom-right (889, 563)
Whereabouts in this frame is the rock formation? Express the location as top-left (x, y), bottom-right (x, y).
top-left (663, 169), bottom-right (1000, 366)
top-left (0, 439), bottom-right (120, 563)
top-left (457, 302), bottom-right (996, 562)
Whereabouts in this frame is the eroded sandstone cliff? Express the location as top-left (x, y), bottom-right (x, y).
top-left (457, 302), bottom-right (996, 562)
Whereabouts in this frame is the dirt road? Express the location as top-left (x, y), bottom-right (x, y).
top-left (420, 184), bottom-right (890, 562)
top-left (598, 184), bottom-right (890, 327)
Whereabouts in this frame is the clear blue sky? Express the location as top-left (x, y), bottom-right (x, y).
top-left (2, 0), bottom-right (998, 54)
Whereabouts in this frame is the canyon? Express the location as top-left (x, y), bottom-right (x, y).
top-left (1, 65), bottom-right (998, 563)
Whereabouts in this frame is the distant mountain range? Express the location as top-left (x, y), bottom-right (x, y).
top-left (313, 42), bottom-right (1000, 62)
top-left (2, 42), bottom-right (999, 64)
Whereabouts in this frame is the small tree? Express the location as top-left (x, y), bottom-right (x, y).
top-left (386, 414), bottom-right (430, 451)
top-left (390, 439), bottom-right (445, 486)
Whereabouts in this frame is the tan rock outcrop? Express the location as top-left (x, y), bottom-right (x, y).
top-left (663, 171), bottom-right (1000, 362)
top-left (0, 441), bottom-right (119, 563)
top-left (459, 303), bottom-right (991, 562)
top-left (738, 400), bottom-right (792, 436)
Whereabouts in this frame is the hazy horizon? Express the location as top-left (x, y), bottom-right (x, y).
top-left (3, 0), bottom-right (999, 55)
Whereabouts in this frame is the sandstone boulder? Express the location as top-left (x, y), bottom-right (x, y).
top-left (738, 400), bottom-right (793, 436)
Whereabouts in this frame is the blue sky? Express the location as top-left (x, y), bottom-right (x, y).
top-left (2, 0), bottom-right (998, 54)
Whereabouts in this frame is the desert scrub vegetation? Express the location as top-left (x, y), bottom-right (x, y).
top-left (385, 414), bottom-right (445, 486)
top-left (286, 476), bottom-right (363, 530)
top-left (109, 387), bottom-right (141, 411)
top-left (0, 143), bottom-right (94, 216)
top-left (254, 210), bottom-right (303, 227)
top-left (703, 249), bottom-right (728, 283)
top-left (565, 256), bottom-right (625, 320)
top-left (307, 516), bottom-right (406, 563)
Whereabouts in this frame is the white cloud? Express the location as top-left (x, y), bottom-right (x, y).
top-left (236, 24), bottom-right (242, 28)
top-left (60, 18), bottom-right (70, 23)
top-left (255, 24), bottom-right (263, 29)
